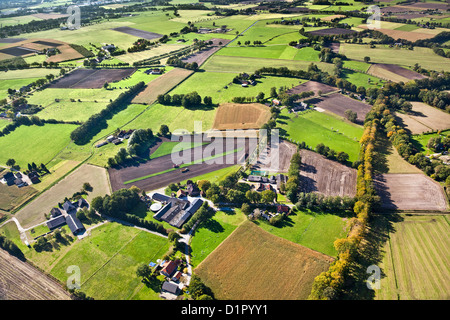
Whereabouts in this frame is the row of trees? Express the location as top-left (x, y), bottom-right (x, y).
top-left (157, 91), bottom-right (212, 108)
top-left (70, 81), bottom-right (145, 144)
top-left (315, 143), bottom-right (350, 166)
top-left (295, 192), bottom-right (355, 212)
top-left (91, 188), bottom-right (167, 235)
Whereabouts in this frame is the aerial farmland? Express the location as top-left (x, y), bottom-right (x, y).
top-left (0, 0), bottom-right (448, 308)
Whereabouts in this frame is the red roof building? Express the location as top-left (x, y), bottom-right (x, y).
top-left (160, 260), bottom-right (178, 278)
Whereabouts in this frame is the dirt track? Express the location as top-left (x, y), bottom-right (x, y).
top-left (299, 149), bottom-right (357, 197)
top-left (0, 249), bottom-right (70, 300)
top-left (374, 173), bottom-right (448, 211)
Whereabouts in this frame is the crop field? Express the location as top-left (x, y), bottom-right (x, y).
top-left (0, 183), bottom-right (38, 212)
top-left (277, 109), bottom-right (362, 162)
top-left (195, 220), bottom-right (334, 300)
top-left (374, 173), bottom-right (448, 212)
top-left (394, 102), bottom-right (450, 134)
top-left (376, 214), bottom-right (450, 300)
top-left (411, 129), bottom-right (450, 155)
top-left (115, 44), bottom-right (186, 64)
top-left (299, 149), bottom-right (357, 197)
top-left (287, 80), bottom-right (337, 96)
top-left (0, 68), bottom-right (60, 80)
top-left (25, 222), bottom-right (170, 300)
top-left (0, 123), bottom-right (77, 168)
top-left (368, 63), bottom-right (427, 83)
top-left (49, 68), bottom-right (136, 89)
top-left (212, 103), bottom-right (272, 130)
top-left (340, 44), bottom-right (450, 72)
top-left (0, 249), bottom-right (70, 300)
top-left (15, 164), bottom-right (110, 229)
top-left (341, 69), bottom-right (385, 89)
top-left (132, 68), bottom-right (193, 105)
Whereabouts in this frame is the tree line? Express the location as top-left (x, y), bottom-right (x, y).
top-left (70, 81), bottom-right (145, 145)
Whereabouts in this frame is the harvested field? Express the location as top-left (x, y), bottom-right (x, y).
top-left (195, 220), bottom-right (334, 300)
top-left (46, 44), bottom-right (84, 63)
top-left (286, 80), bottom-right (338, 97)
top-left (48, 68), bottom-right (136, 89)
top-left (374, 173), bottom-right (448, 212)
top-left (321, 14), bottom-right (346, 21)
top-left (376, 214), bottom-right (450, 300)
top-left (15, 164), bottom-right (110, 229)
top-left (395, 102), bottom-right (450, 134)
top-left (132, 68), bottom-right (193, 104)
top-left (251, 140), bottom-right (297, 173)
top-left (212, 103), bottom-right (271, 130)
top-left (112, 26), bottom-right (163, 40)
top-left (368, 63), bottom-right (427, 82)
top-left (181, 38), bottom-right (230, 66)
top-left (358, 25), bottom-right (436, 42)
top-left (307, 27), bottom-right (357, 36)
top-left (402, 2), bottom-right (449, 11)
top-left (109, 137), bottom-right (256, 192)
top-left (0, 183), bottom-right (38, 212)
top-left (327, 42), bottom-right (340, 54)
top-left (32, 40), bottom-right (63, 47)
top-left (0, 249), bottom-right (70, 300)
top-left (299, 149), bottom-right (357, 197)
top-left (307, 93), bottom-right (371, 124)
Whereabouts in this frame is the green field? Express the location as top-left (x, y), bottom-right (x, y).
top-left (376, 214), bottom-right (450, 300)
top-left (25, 222), bottom-right (170, 300)
top-left (277, 109), bottom-right (363, 162)
top-left (190, 209), bottom-right (246, 267)
top-left (341, 69), bottom-right (384, 89)
top-left (180, 165), bottom-right (241, 185)
top-left (255, 208), bottom-right (349, 257)
top-left (340, 44), bottom-right (450, 72)
top-left (343, 60), bottom-right (371, 72)
top-left (0, 123), bottom-right (77, 168)
top-left (203, 55), bottom-right (335, 73)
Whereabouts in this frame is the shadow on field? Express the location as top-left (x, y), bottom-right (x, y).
top-left (343, 212), bottom-right (403, 300)
top-left (372, 133), bottom-right (390, 175)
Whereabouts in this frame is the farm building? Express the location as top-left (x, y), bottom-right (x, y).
top-left (186, 181), bottom-right (200, 197)
top-left (1, 172), bottom-right (15, 186)
top-left (46, 215), bottom-right (66, 230)
top-left (152, 194), bottom-right (203, 228)
top-left (162, 281), bottom-right (179, 295)
top-left (65, 212), bottom-right (85, 235)
top-left (78, 198), bottom-right (88, 208)
top-left (63, 201), bottom-right (76, 213)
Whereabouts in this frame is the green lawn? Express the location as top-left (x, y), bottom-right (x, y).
top-left (255, 208), bottom-right (349, 257)
top-left (343, 60), bottom-right (371, 72)
top-left (0, 123), bottom-right (77, 168)
top-left (180, 165), bottom-right (241, 185)
top-left (277, 109), bottom-right (362, 162)
top-left (410, 129), bottom-right (450, 155)
top-left (341, 69), bottom-right (384, 89)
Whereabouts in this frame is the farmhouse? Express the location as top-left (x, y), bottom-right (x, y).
top-left (63, 201), bottom-right (76, 213)
top-left (1, 172), bottom-right (15, 186)
top-left (162, 281), bottom-right (180, 295)
top-left (152, 193), bottom-right (203, 228)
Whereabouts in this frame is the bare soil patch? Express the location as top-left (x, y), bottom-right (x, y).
top-left (112, 26), bottom-right (163, 40)
top-left (195, 220), bottom-right (333, 300)
top-left (299, 149), bottom-right (357, 197)
top-left (321, 14), bottom-right (346, 21)
top-left (374, 173), bottom-right (448, 211)
top-left (307, 93), bottom-right (371, 124)
top-left (212, 103), bottom-right (271, 130)
top-left (0, 38), bottom-right (26, 43)
top-left (0, 249), bottom-right (70, 300)
top-left (0, 46), bottom-right (38, 57)
top-left (132, 68), bottom-right (193, 104)
top-left (182, 38), bottom-right (230, 66)
top-left (358, 25), bottom-right (436, 41)
top-left (49, 68), bottom-right (136, 89)
top-left (108, 138), bottom-right (256, 192)
top-left (372, 63), bottom-right (427, 80)
top-left (286, 80), bottom-right (338, 96)
top-left (394, 102), bottom-right (450, 134)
